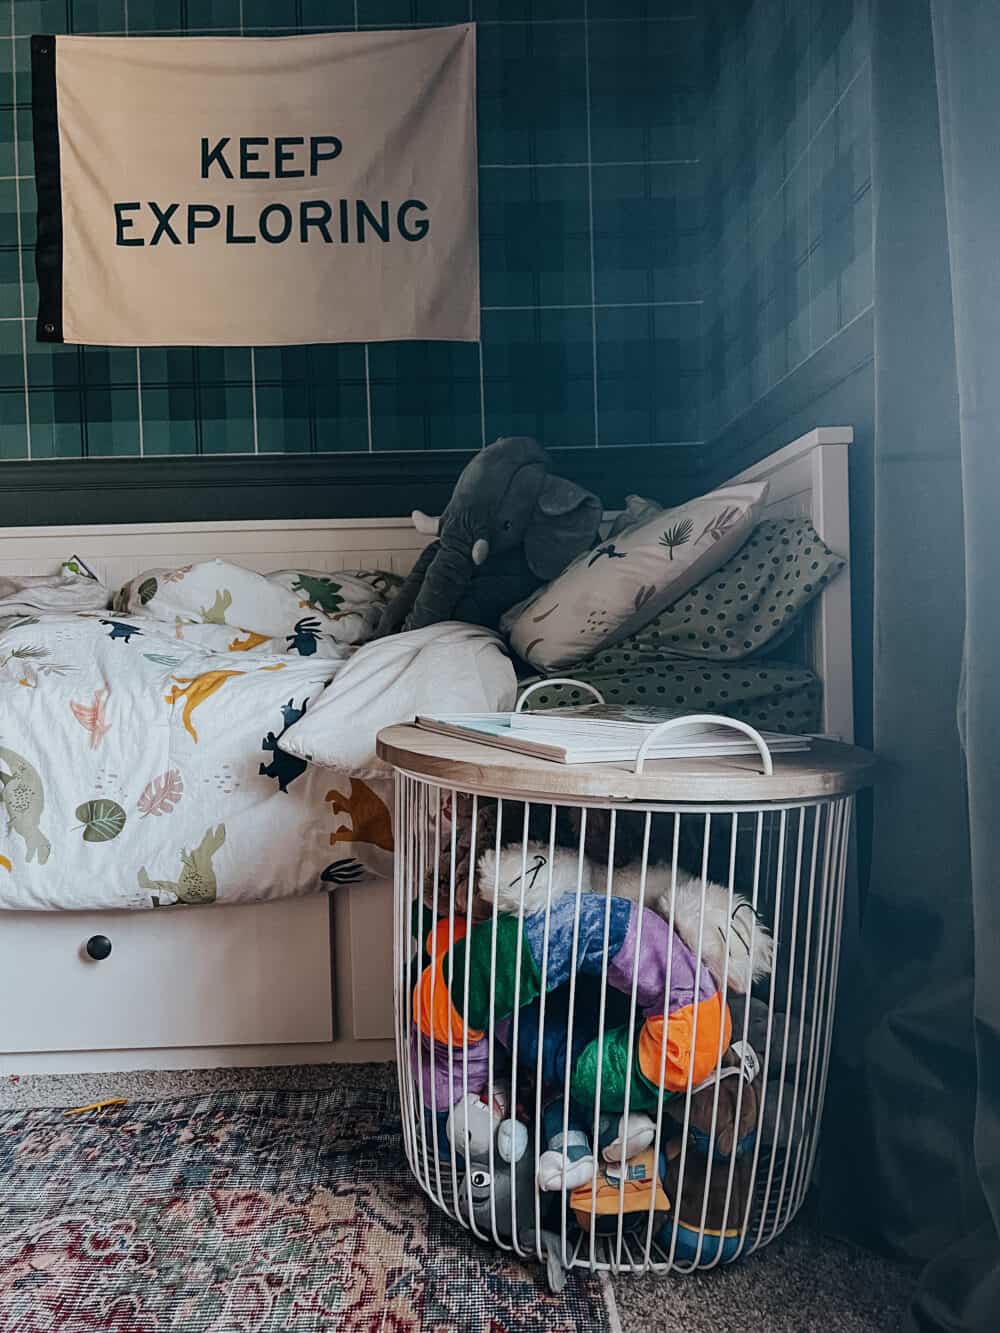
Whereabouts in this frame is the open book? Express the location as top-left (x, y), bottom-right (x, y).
top-left (415, 704), bottom-right (810, 766)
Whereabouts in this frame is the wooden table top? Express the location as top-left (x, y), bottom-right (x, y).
top-left (376, 724), bottom-right (878, 805)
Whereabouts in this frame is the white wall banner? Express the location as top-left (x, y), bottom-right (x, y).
top-left (31, 26), bottom-right (479, 347)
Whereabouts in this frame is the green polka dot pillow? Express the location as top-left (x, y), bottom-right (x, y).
top-left (523, 660), bottom-right (822, 735)
top-left (503, 482), bottom-right (769, 671)
top-left (578, 516), bottom-right (845, 668)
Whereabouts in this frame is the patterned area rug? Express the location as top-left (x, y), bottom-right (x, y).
top-left (0, 1065), bottom-right (613, 1333)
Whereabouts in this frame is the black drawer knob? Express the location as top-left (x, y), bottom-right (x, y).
top-left (85, 934), bottom-right (112, 961)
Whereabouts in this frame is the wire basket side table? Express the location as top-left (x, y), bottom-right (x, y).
top-left (377, 722), bottom-right (877, 1283)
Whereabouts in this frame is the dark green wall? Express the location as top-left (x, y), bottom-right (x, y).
top-left (2, 0), bottom-right (706, 481)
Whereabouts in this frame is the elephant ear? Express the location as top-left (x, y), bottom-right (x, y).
top-left (524, 475), bottom-right (602, 580)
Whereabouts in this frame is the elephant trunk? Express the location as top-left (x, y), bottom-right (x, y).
top-left (402, 520), bottom-right (484, 632)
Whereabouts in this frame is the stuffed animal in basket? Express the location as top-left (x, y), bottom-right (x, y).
top-left (435, 988), bottom-right (673, 1243)
top-left (408, 890), bottom-right (772, 1266)
top-left (410, 890), bottom-right (733, 1171)
top-left (445, 1084), bottom-right (568, 1293)
top-left (375, 436), bottom-right (601, 637)
top-left (466, 841), bottom-right (774, 1192)
top-left (655, 1043), bottom-right (762, 1264)
top-left (478, 840), bottom-right (775, 996)
top-left (528, 1009), bottom-right (763, 1250)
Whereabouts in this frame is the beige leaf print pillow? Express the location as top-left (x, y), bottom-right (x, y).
top-left (504, 482), bottom-right (769, 671)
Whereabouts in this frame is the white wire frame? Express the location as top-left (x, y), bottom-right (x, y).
top-left (394, 772), bottom-right (854, 1278)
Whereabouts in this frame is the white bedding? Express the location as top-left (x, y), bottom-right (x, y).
top-left (279, 621), bottom-right (518, 777)
top-left (0, 581), bottom-right (514, 911)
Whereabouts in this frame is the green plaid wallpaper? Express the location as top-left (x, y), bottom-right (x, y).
top-left (701, 0), bottom-right (873, 439)
top-left (0, 0), bottom-right (706, 461)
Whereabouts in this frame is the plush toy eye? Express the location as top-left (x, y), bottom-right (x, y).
top-left (470, 1169), bottom-right (491, 1188)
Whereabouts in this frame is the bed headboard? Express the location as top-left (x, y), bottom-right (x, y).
top-left (725, 426), bottom-right (854, 742)
top-left (0, 515), bottom-right (431, 586)
top-left (0, 425), bottom-right (854, 740)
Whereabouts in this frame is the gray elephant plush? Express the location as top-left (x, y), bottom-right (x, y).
top-left (447, 1092), bottom-right (568, 1293)
top-left (375, 436), bottom-right (601, 637)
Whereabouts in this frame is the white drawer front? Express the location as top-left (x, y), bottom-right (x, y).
top-left (0, 896), bottom-right (333, 1054)
top-left (343, 876), bottom-right (395, 1041)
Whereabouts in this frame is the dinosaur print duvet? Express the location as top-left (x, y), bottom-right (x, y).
top-left (0, 600), bottom-right (396, 911)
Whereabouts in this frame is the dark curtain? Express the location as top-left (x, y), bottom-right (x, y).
top-left (828, 2), bottom-right (1000, 1329)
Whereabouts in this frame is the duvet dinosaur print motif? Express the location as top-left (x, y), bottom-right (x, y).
top-left (0, 746), bottom-right (51, 865)
top-left (138, 825), bottom-right (226, 905)
top-left (165, 668), bottom-right (246, 742)
top-left (0, 610), bottom-right (395, 911)
top-left (326, 780), bottom-right (394, 854)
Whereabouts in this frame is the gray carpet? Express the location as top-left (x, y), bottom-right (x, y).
top-left (1, 1065), bottom-right (915, 1332)
top-left (611, 1215), bottom-right (913, 1333)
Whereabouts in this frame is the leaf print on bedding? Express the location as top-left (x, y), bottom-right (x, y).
top-left (137, 576), bottom-right (158, 605)
top-left (0, 644), bottom-right (73, 687)
top-left (321, 858), bottom-right (365, 885)
top-left (658, 518), bottom-right (693, 559)
top-left (695, 507), bottom-right (741, 545)
top-left (144, 652), bottom-right (184, 668)
top-left (138, 769), bottom-right (184, 818)
top-left (161, 565), bottom-right (193, 584)
top-left (75, 799), bottom-right (127, 843)
top-left (70, 688), bottom-right (111, 749)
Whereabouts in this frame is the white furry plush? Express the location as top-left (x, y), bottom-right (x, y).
top-left (478, 842), bottom-right (593, 915)
top-left (608, 862), bottom-right (774, 995)
top-left (478, 842), bottom-right (773, 994)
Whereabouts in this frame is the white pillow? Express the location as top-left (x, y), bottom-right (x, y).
top-left (0, 557), bottom-right (108, 618)
top-left (503, 482), bottom-right (769, 671)
top-left (115, 560), bottom-right (388, 650)
top-left (606, 493), bottom-right (664, 539)
top-left (280, 622), bottom-right (517, 777)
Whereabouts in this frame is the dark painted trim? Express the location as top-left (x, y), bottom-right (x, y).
top-left (703, 308), bottom-right (875, 486)
top-left (0, 316), bottom-right (873, 526)
top-left (31, 35), bottom-right (64, 344)
top-left (0, 445), bottom-right (711, 527)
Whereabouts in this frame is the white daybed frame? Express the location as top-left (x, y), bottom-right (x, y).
top-left (0, 426), bottom-right (853, 1075)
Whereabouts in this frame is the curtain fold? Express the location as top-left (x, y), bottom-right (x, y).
top-left (918, 1), bottom-right (1000, 1325)
top-left (837, 3), bottom-right (1000, 1328)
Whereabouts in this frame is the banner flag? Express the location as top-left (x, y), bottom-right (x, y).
top-left (31, 26), bottom-right (479, 346)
